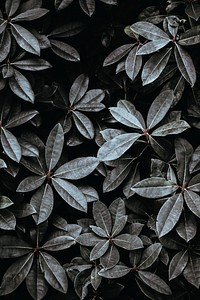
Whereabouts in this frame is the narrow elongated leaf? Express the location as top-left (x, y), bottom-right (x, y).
top-left (131, 177), bottom-right (178, 198)
top-left (184, 190), bottom-right (200, 218)
top-left (12, 59), bottom-right (52, 71)
top-left (0, 210), bottom-right (16, 230)
top-left (183, 255), bottom-right (200, 288)
top-left (79, 0), bottom-right (95, 16)
top-left (152, 120), bottom-right (190, 136)
top-left (142, 48), bottom-right (172, 85)
top-left (72, 111), bottom-right (94, 139)
top-left (0, 253), bottom-right (34, 295)
top-left (48, 21), bottom-right (85, 38)
top-left (0, 30), bottom-right (11, 62)
top-left (6, 0), bottom-right (20, 17)
top-left (42, 235), bottom-right (75, 251)
top-left (189, 145), bottom-right (200, 173)
top-left (109, 197), bottom-right (126, 222)
top-left (147, 89), bottom-right (174, 129)
top-left (0, 235), bottom-right (32, 258)
top-left (91, 266), bottom-right (102, 290)
top-left (169, 250), bottom-right (188, 280)
top-left (11, 24), bottom-right (40, 55)
top-left (175, 138), bottom-right (193, 185)
top-left (109, 107), bottom-right (144, 130)
top-left (188, 173), bottom-right (200, 192)
top-left (31, 184), bottom-right (54, 225)
top-left (74, 269), bottom-right (90, 299)
top-left (130, 22), bottom-right (170, 40)
top-left (39, 252), bottom-right (68, 293)
top-left (176, 211), bottom-right (197, 242)
top-left (174, 44), bottom-right (196, 87)
top-left (17, 175), bottom-right (46, 192)
top-left (12, 8), bottom-right (49, 21)
top-left (54, 157), bottom-right (99, 179)
top-left (45, 123), bottom-right (64, 171)
top-left (125, 45), bottom-right (142, 80)
top-left (100, 0), bottom-right (117, 4)
top-left (111, 215), bottom-right (127, 237)
top-left (90, 240), bottom-right (109, 260)
top-left (90, 225), bottom-right (107, 237)
top-left (9, 69), bottom-right (34, 103)
top-left (117, 100), bottom-right (145, 128)
top-left (52, 178), bottom-right (87, 212)
top-left (178, 26), bottom-right (200, 46)
top-left (50, 39), bottom-right (80, 61)
top-left (98, 265), bottom-right (131, 278)
top-left (0, 19), bottom-right (7, 35)
top-left (100, 245), bottom-right (120, 269)
top-left (75, 89), bottom-right (105, 111)
top-left (138, 39), bottom-right (170, 55)
top-left (138, 243), bottom-right (162, 270)
top-left (138, 271), bottom-right (172, 295)
top-left (5, 110), bottom-right (39, 128)
top-left (69, 74), bottom-right (89, 105)
top-left (113, 234), bottom-right (143, 250)
top-left (156, 193), bottom-right (184, 238)
top-left (97, 133), bottom-right (141, 161)
top-left (93, 201), bottom-right (112, 235)
top-left (76, 233), bottom-right (103, 246)
top-left (1, 127), bottom-right (21, 162)
top-left (103, 44), bottom-right (134, 66)
top-left (26, 259), bottom-right (48, 300)
top-left (55, 0), bottom-right (74, 10)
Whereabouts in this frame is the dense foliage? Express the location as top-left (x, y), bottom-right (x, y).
top-left (0, 0), bottom-right (200, 299)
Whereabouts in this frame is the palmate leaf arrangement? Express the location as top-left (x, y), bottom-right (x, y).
top-left (0, 0), bottom-right (200, 299)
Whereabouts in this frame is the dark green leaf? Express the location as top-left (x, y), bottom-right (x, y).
top-left (48, 21), bottom-right (85, 38)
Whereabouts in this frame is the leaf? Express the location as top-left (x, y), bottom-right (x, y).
top-left (174, 43), bottom-right (196, 87)
top-left (5, 0), bottom-right (20, 17)
top-left (125, 46), bottom-right (142, 80)
top-left (0, 30), bottom-right (11, 63)
top-left (138, 271), bottom-right (172, 295)
top-left (45, 123), bottom-right (64, 171)
top-left (69, 74), bottom-right (89, 105)
top-left (1, 127), bottom-right (21, 162)
top-left (50, 39), bottom-right (80, 62)
top-left (113, 234), bottom-right (143, 250)
top-left (97, 133), bottom-right (141, 161)
top-left (55, 0), bottom-right (74, 10)
top-left (131, 177), bottom-right (178, 198)
top-left (52, 178), bottom-right (87, 212)
top-left (76, 233), bottom-right (103, 246)
top-left (183, 254), bottom-right (200, 288)
top-left (0, 196), bottom-right (13, 209)
top-left (137, 243), bottom-right (162, 270)
top-left (12, 59), bottom-right (52, 71)
top-left (169, 249), bottom-right (188, 280)
top-left (72, 111), bottom-right (94, 139)
top-left (111, 215), bottom-right (127, 237)
top-left (156, 193), bottom-right (184, 238)
top-left (78, 185), bottom-right (99, 203)
top-left (42, 235), bottom-right (75, 251)
top-left (130, 21), bottom-right (170, 40)
top-left (91, 266), bottom-right (102, 290)
top-left (184, 190), bottom-right (200, 218)
top-left (11, 24), bottom-right (40, 55)
top-left (17, 175), bottom-right (46, 192)
top-left (79, 0), bottom-right (95, 16)
top-left (141, 48), bottom-right (172, 85)
top-left (9, 69), bottom-right (34, 103)
top-left (12, 8), bottom-right (49, 21)
top-left (152, 120), bottom-right (190, 136)
top-left (5, 110), bottom-right (39, 128)
top-left (0, 253), bottom-right (34, 295)
top-left (54, 157), bottom-right (99, 179)
top-left (93, 201), bottom-right (112, 235)
top-left (39, 252), bottom-right (68, 293)
top-left (103, 44), bottom-right (134, 66)
top-left (109, 107), bottom-right (144, 130)
top-left (48, 21), bottom-right (85, 38)
top-left (0, 210), bottom-right (16, 230)
top-left (100, 0), bottom-right (117, 4)
top-left (90, 240), bottom-right (110, 260)
top-left (109, 197), bottom-right (126, 222)
top-left (138, 39), bottom-right (170, 55)
top-left (31, 184), bottom-right (54, 225)
top-left (74, 269), bottom-right (91, 299)
top-left (0, 235), bottom-right (32, 258)
top-left (175, 138), bottom-right (193, 185)
top-left (178, 26), bottom-right (200, 46)
top-left (11, 203), bottom-right (37, 218)
top-left (176, 211), bottom-right (197, 242)
top-left (146, 89), bottom-right (174, 129)
top-left (189, 145), bottom-right (200, 173)
top-left (75, 89), bottom-right (105, 112)
top-left (185, 3), bottom-right (200, 20)
top-left (98, 265), bottom-right (131, 278)
top-left (188, 173), bottom-right (200, 192)
top-left (100, 245), bottom-right (120, 269)
top-left (90, 225), bottom-right (107, 237)
top-left (26, 259), bottom-right (48, 300)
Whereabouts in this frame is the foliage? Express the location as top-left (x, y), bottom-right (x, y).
top-left (0, 0), bottom-right (200, 299)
